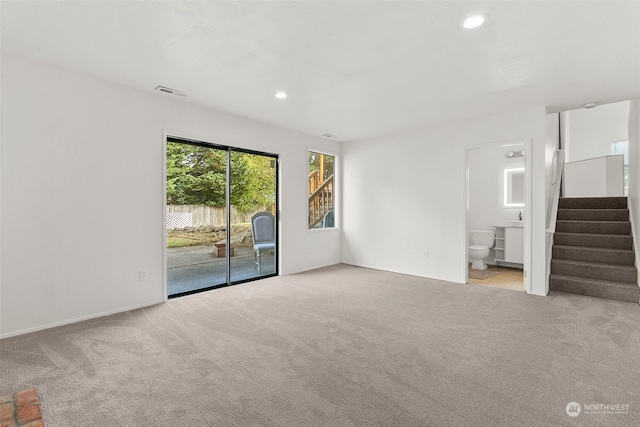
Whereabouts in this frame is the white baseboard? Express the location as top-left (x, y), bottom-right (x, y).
top-left (282, 262), bottom-right (341, 276)
top-left (527, 289), bottom-right (548, 297)
top-left (0, 301), bottom-right (162, 340)
top-left (341, 261), bottom-right (466, 285)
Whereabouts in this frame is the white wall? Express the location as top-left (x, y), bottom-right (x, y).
top-left (629, 99), bottom-right (640, 272)
top-left (566, 101), bottom-right (630, 162)
top-left (468, 143), bottom-right (526, 264)
top-left (564, 155), bottom-right (625, 197)
top-left (545, 113), bottom-right (561, 229)
top-left (0, 54), bottom-right (341, 337)
top-left (342, 107), bottom-right (547, 295)
top-left (544, 113), bottom-right (561, 295)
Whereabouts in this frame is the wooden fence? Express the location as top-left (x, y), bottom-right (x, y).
top-left (166, 205), bottom-right (270, 229)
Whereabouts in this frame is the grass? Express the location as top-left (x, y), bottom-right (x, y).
top-left (167, 231), bottom-right (217, 248)
top-left (167, 237), bottom-right (207, 248)
top-left (167, 224), bottom-right (251, 248)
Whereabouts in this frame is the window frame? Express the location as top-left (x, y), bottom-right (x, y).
top-left (307, 148), bottom-right (339, 231)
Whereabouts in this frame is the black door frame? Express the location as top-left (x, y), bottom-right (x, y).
top-left (165, 136), bottom-right (279, 298)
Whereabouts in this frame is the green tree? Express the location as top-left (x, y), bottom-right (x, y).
top-left (232, 152), bottom-right (276, 211)
top-left (167, 142), bottom-right (276, 212)
top-left (308, 152), bottom-right (334, 181)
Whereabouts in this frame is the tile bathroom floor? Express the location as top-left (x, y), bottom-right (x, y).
top-left (468, 265), bottom-right (524, 291)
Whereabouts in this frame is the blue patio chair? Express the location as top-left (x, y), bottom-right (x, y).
top-left (322, 210), bottom-right (334, 228)
top-left (251, 212), bottom-right (275, 273)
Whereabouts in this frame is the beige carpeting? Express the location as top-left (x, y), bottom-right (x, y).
top-left (1, 264), bottom-right (639, 426)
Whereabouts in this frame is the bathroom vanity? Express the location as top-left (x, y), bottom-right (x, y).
top-left (493, 225), bottom-right (524, 267)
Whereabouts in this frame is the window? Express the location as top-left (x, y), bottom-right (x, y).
top-left (612, 140), bottom-right (628, 196)
top-left (308, 151), bottom-right (335, 229)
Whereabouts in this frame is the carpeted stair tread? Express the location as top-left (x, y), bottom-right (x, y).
top-left (553, 232), bottom-right (632, 249)
top-left (549, 274), bottom-right (640, 303)
top-left (552, 197), bottom-right (637, 303)
top-left (557, 208), bottom-right (629, 221)
top-left (555, 220), bottom-right (631, 235)
top-left (551, 259), bottom-right (637, 283)
top-left (558, 197), bottom-right (627, 210)
top-left (552, 245), bottom-right (635, 266)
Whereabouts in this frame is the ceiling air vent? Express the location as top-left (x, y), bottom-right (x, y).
top-left (154, 86), bottom-right (187, 97)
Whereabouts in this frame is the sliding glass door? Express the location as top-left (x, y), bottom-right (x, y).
top-left (165, 138), bottom-right (278, 298)
top-left (229, 150), bottom-right (277, 281)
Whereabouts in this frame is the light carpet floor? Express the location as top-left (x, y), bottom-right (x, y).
top-left (1, 264), bottom-right (639, 426)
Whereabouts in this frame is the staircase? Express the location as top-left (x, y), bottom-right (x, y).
top-left (550, 197), bottom-right (640, 303)
top-left (308, 173), bottom-right (334, 228)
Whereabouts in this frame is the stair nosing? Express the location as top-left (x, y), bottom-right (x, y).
top-left (552, 245), bottom-right (635, 254)
top-left (553, 232), bottom-right (632, 239)
top-left (557, 208), bottom-right (629, 211)
top-left (550, 274), bottom-right (640, 288)
top-left (551, 259), bottom-right (637, 271)
top-left (558, 197), bottom-right (627, 206)
top-left (557, 210), bottom-right (629, 216)
top-left (556, 220), bottom-right (631, 228)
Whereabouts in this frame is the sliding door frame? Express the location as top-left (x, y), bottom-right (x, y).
top-left (163, 135), bottom-right (279, 301)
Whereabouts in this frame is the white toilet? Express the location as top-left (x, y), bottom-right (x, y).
top-left (469, 230), bottom-right (496, 270)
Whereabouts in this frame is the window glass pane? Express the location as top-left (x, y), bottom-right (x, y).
top-left (308, 151), bottom-right (335, 229)
top-left (612, 140), bottom-right (628, 164)
top-left (612, 140), bottom-right (629, 196)
top-left (230, 150), bottom-right (277, 281)
top-left (166, 141), bottom-right (228, 297)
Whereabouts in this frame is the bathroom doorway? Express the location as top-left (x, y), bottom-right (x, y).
top-left (464, 140), bottom-right (531, 292)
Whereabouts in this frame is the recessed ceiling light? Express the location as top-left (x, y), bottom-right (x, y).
top-left (274, 91), bottom-right (288, 99)
top-left (584, 102), bottom-right (598, 109)
top-left (463, 13), bottom-right (488, 29)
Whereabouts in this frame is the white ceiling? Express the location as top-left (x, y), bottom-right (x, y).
top-left (2, 1), bottom-right (639, 142)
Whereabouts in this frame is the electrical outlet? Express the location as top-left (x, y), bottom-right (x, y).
top-left (139, 270), bottom-right (147, 281)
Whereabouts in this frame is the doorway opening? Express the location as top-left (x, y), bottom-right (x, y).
top-left (464, 140), bottom-right (531, 293)
top-left (165, 137), bottom-right (278, 298)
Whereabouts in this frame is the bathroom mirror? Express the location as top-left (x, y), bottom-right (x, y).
top-left (504, 168), bottom-right (525, 207)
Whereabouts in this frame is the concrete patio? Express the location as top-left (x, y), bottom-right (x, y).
top-left (167, 244), bottom-right (275, 296)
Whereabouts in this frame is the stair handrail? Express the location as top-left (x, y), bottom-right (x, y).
top-left (545, 149), bottom-right (564, 295)
top-left (546, 149), bottom-right (565, 233)
top-left (308, 174), bottom-right (334, 227)
top-left (308, 171), bottom-right (321, 194)
top-left (309, 174), bottom-right (334, 200)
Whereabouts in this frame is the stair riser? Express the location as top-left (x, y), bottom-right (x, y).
top-left (550, 276), bottom-right (640, 304)
top-left (556, 221), bottom-right (631, 235)
top-left (557, 209), bottom-right (629, 222)
top-left (552, 246), bottom-right (635, 266)
top-left (551, 261), bottom-right (637, 283)
top-left (553, 233), bottom-right (632, 250)
top-left (559, 197), bottom-right (627, 209)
